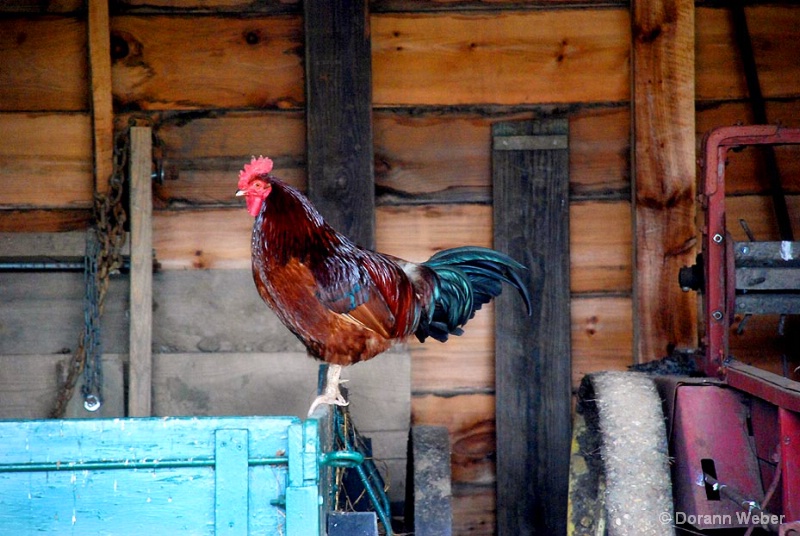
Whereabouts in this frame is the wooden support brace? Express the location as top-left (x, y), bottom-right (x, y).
top-left (493, 118), bottom-right (571, 535)
top-left (304, 0), bottom-right (375, 248)
top-left (632, 0), bottom-right (696, 362)
top-left (88, 0), bottom-right (114, 196)
top-left (128, 127), bottom-right (153, 417)
top-left (215, 429), bottom-right (250, 535)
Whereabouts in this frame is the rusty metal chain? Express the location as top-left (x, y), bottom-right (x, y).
top-left (49, 131), bottom-right (129, 419)
top-left (81, 233), bottom-right (103, 412)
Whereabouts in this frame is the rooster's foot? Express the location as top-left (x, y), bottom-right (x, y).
top-left (307, 364), bottom-right (349, 417)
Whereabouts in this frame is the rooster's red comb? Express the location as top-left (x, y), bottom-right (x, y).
top-left (238, 156), bottom-right (274, 187)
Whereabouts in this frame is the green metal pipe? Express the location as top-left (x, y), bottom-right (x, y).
top-left (0, 456), bottom-right (288, 473)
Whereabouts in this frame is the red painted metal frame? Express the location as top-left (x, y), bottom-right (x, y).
top-left (699, 125), bottom-right (800, 379)
top-left (697, 125), bottom-right (800, 527)
top-left (780, 408), bottom-right (800, 523)
top-left (671, 384), bottom-right (764, 528)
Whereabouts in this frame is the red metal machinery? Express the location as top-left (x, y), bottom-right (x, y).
top-left (669, 125), bottom-right (800, 534)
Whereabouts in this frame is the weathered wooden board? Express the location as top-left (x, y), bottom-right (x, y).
top-left (411, 393), bottom-right (495, 485)
top-left (0, 270), bottom-right (299, 356)
top-left (149, 204), bottom-right (498, 271)
top-left (110, 16), bottom-right (304, 110)
top-left (382, 202), bottom-right (632, 294)
top-left (571, 296), bottom-right (633, 387)
top-left (0, 1), bottom-right (84, 12)
top-left (2, 201), bottom-right (633, 293)
top-left (141, 106), bottom-right (633, 207)
top-left (0, 272), bottom-right (130, 356)
top-left (150, 110), bottom-right (307, 207)
top-left (375, 106), bottom-right (631, 204)
top-left (89, 0), bottom-right (115, 194)
top-left (0, 113), bottom-right (93, 208)
top-left (305, 0), bottom-right (375, 248)
top-left (376, 204), bottom-right (491, 260)
top-left (374, 111), bottom-right (499, 205)
top-left (374, 0), bottom-right (627, 10)
top-left (5, 102), bottom-right (799, 215)
top-left (113, 0), bottom-right (300, 13)
top-left (373, 10), bottom-right (630, 106)
top-left (410, 307), bottom-right (494, 393)
top-left (152, 208), bottom-right (254, 270)
top-left (374, 6), bottom-right (800, 106)
top-left (0, 210), bottom-right (92, 232)
top-left (567, 106), bottom-right (631, 199)
top-left (632, 0), bottom-right (697, 362)
top-left (0, 17), bottom-right (88, 111)
top-left (4, 8), bottom-right (800, 112)
top-left (0, 0), bottom-right (646, 15)
top-left (410, 294), bottom-right (634, 393)
top-left (6, 107), bottom-right (608, 211)
top-left (570, 201), bottom-right (632, 293)
top-left (451, 484), bottom-right (495, 536)
top-left (1, 244), bottom-right (632, 395)
top-left (128, 127), bottom-right (154, 416)
top-left (493, 118), bottom-right (571, 535)
top-left (0, 196), bottom-right (788, 300)
top-left (0, 354), bottom-right (124, 419)
top-left (695, 5), bottom-right (800, 102)
top-left (96, 0), bottom-right (632, 13)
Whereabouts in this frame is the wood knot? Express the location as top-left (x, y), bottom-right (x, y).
top-left (244, 30), bottom-right (261, 45)
top-left (110, 33), bottom-right (130, 60)
top-left (586, 315), bottom-right (599, 336)
top-left (635, 24), bottom-right (663, 44)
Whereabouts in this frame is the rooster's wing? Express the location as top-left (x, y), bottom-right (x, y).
top-left (310, 253), bottom-right (402, 340)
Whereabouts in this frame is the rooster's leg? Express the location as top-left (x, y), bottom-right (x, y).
top-left (307, 364), bottom-right (349, 417)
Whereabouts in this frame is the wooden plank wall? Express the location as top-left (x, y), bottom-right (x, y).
top-left (1, 2), bottom-right (800, 534)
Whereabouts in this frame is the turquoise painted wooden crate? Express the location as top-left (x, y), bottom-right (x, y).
top-left (0, 414), bottom-right (334, 535)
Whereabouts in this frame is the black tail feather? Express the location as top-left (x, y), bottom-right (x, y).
top-left (415, 246), bottom-right (531, 343)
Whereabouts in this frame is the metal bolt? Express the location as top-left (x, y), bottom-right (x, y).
top-left (713, 233), bottom-right (724, 244)
top-left (739, 245), bottom-right (750, 255)
top-left (83, 394), bottom-right (101, 412)
top-left (712, 310), bottom-right (724, 321)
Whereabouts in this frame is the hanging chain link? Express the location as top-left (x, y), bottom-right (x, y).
top-left (50, 131), bottom-right (129, 419)
top-left (81, 232), bottom-right (103, 411)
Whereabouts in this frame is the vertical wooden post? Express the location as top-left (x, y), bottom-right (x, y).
top-left (493, 118), bottom-right (571, 535)
top-left (632, 0), bottom-right (696, 362)
top-left (408, 426), bottom-right (453, 535)
top-left (128, 127), bottom-right (153, 417)
top-left (88, 0), bottom-right (114, 196)
top-left (304, 0), bottom-right (375, 247)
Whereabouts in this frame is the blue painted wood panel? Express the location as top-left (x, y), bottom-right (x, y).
top-left (0, 416), bottom-right (324, 535)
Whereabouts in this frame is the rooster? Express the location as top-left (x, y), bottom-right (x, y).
top-left (236, 156), bottom-right (531, 415)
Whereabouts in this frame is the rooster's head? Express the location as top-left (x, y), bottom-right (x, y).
top-left (236, 156), bottom-right (274, 217)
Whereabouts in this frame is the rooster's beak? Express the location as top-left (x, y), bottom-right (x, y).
top-left (235, 190), bottom-right (246, 197)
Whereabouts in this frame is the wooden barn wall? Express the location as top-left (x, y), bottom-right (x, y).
top-left (2, 2), bottom-right (800, 533)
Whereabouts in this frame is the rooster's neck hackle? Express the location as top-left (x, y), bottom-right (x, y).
top-left (255, 178), bottom-right (342, 264)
